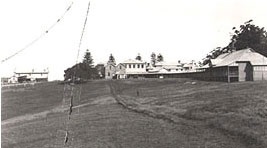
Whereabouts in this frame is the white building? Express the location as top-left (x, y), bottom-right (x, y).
top-left (116, 59), bottom-right (147, 79)
top-left (14, 68), bottom-right (49, 83)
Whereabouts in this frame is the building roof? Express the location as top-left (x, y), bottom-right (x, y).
top-left (155, 61), bottom-right (182, 66)
top-left (122, 59), bottom-right (146, 64)
top-left (147, 67), bottom-right (162, 73)
top-left (15, 72), bottom-right (49, 74)
top-left (106, 62), bottom-right (116, 66)
top-left (117, 63), bottom-right (126, 67)
top-left (183, 63), bottom-right (197, 68)
top-left (163, 65), bottom-right (183, 69)
top-left (211, 48), bottom-right (267, 67)
top-left (96, 62), bottom-right (105, 66)
top-left (14, 68), bottom-right (49, 74)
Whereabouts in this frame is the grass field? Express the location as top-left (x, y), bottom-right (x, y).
top-left (2, 79), bottom-right (267, 148)
top-left (111, 79), bottom-right (267, 148)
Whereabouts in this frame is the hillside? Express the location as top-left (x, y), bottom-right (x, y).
top-left (2, 79), bottom-right (267, 148)
top-left (111, 79), bottom-right (267, 148)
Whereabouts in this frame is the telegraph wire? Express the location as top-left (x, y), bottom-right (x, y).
top-left (75, 1), bottom-right (91, 64)
top-left (1, 1), bottom-right (74, 64)
top-left (63, 1), bottom-right (91, 145)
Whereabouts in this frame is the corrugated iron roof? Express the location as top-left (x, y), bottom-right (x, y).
top-left (212, 48), bottom-right (267, 67)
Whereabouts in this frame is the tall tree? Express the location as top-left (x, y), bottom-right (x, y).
top-left (157, 53), bottom-right (164, 62)
top-left (136, 53), bottom-right (142, 61)
top-left (225, 20), bottom-right (267, 56)
top-left (64, 50), bottom-right (98, 81)
top-left (83, 49), bottom-right (94, 67)
top-left (202, 20), bottom-right (267, 65)
top-left (108, 54), bottom-right (116, 64)
top-left (151, 52), bottom-right (156, 67)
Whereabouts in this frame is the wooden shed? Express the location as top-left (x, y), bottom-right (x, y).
top-left (207, 48), bottom-right (267, 82)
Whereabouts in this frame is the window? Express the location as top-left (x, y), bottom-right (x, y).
top-left (141, 64), bottom-right (144, 68)
top-left (109, 66), bottom-right (112, 70)
top-left (137, 64), bottom-right (140, 68)
top-left (120, 66), bottom-right (122, 69)
top-left (133, 64), bottom-right (135, 68)
top-left (129, 64), bottom-right (131, 68)
top-left (108, 72), bottom-right (110, 76)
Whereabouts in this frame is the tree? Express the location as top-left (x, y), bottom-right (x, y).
top-left (108, 54), bottom-right (116, 64)
top-left (83, 49), bottom-right (94, 67)
top-left (82, 49), bottom-right (96, 78)
top-left (202, 20), bottom-right (267, 65)
top-left (202, 47), bottom-right (223, 65)
top-left (151, 52), bottom-right (156, 67)
top-left (157, 53), bottom-right (164, 62)
top-left (136, 53), bottom-right (142, 61)
top-left (64, 50), bottom-right (98, 81)
top-left (225, 20), bottom-right (267, 56)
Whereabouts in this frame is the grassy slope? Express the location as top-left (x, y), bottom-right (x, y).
top-left (111, 79), bottom-right (267, 148)
top-left (1, 82), bottom-right (64, 121)
top-left (2, 79), bottom-right (267, 148)
top-left (1, 80), bottom-right (115, 147)
top-left (2, 80), bottom-right (233, 148)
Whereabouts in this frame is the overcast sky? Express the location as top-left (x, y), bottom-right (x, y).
top-left (1, 0), bottom-right (267, 80)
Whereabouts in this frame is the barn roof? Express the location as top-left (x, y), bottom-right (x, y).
top-left (211, 48), bottom-right (267, 67)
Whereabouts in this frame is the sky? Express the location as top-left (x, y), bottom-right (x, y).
top-left (1, 0), bottom-right (267, 80)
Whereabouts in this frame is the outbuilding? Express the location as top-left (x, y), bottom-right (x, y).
top-left (207, 48), bottom-right (267, 82)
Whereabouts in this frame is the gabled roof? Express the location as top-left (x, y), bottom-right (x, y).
top-left (122, 59), bottom-right (146, 64)
top-left (117, 63), bottom-right (126, 67)
top-left (211, 48), bottom-right (267, 67)
top-left (106, 62), bottom-right (116, 66)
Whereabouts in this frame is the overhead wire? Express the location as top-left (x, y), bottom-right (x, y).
top-left (1, 1), bottom-right (74, 64)
top-left (63, 1), bottom-right (91, 145)
top-left (75, 1), bottom-right (91, 64)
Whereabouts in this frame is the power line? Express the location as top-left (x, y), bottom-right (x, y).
top-left (1, 2), bottom-right (74, 64)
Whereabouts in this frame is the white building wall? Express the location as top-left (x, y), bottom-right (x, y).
top-left (124, 63), bottom-right (146, 74)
